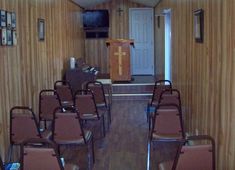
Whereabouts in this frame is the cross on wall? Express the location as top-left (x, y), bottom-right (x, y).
top-left (117, 7), bottom-right (124, 16)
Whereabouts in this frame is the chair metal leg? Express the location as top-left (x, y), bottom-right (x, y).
top-left (57, 145), bottom-right (61, 156)
top-left (108, 105), bottom-right (111, 124)
top-left (146, 104), bottom-right (150, 123)
top-left (44, 120), bottom-right (47, 130)
top-left (91, 134), bottom-right (95, 164)
top-left (149, 115), bottom-right (152, 132)
top-left (7, 145), bottom-right (13, 162)
top-left (147, 140), bottom-right (151, 170)
top-left (86, 132), bottom-right (95, 170)
top-left (102, 115), bottom-right (106, 137)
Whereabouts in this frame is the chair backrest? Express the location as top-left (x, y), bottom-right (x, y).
top-left (10, 106), bottom-right (41, 145)
top-left (173, 135), bottom-right (215, 170)
top-left (159, 89), bottom-right (181, 109)
top-left (151, 103), bottom-right (185, 140)
top-left (20, 138), bottom-right (64, 170)
top-left (86, 81), bottom-right (107, 106)
top-left (54, 80), bottom-right (73, 103)
top-left (74, 90), bottom-right (99, 118)
top-left (39, 90), bottom-right (62, 121)
top-left (52, 107), bottom-right (86, 144)
top-left (151, 80), bottom-right (172, 105)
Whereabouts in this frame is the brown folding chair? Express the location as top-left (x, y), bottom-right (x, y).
top-left (74, 89), bottom-right (105, 138)
top-left (159, 89), bottom-right (181, 109)
top-left (52, 106), bottom-right (94, 170)
top-left (39, 89), bottom-right (62, 129)
top-left (150, 103), bottom-right (185, 141)
top-left (86, 81), bottom-right (111, 127)
top-left (146, 80), bottom-right (172, 123)
top-left (172, 135), bottom-right (216, 170)
top-left (54, 80), bottom-right (74, 107)
top-left (148, 89), bottom-right (182, 131)
top-left (147, 103), bottom-right (185, 170)
top-left (9, 106), bottom-right (48, 161)
top-left (20, 138), bottom-right (79, 170)
top-left (147, 139), bottom-right (184, 170)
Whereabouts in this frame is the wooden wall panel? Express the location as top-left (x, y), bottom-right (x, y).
top-left (85, 0), bottom-right (148, 73)
top-left (0, 0), bottom-right (84, 160)
top-left (155, 0), bottom-right (235, 169)
top-left (154, 15), bottom-right (165, 76)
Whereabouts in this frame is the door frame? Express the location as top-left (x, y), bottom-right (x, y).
top-left (129, 8), bottom-right (155, 75)
top-left (163, 9), bottom-right (172, 81)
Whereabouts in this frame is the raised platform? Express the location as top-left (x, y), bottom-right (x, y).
top-left (97, 75), bottom-right (157, 100)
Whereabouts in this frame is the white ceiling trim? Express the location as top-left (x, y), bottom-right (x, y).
top-left (72, 0), bottom-right (160, 8)
top-left (130, 0), bottom-right (160, 7)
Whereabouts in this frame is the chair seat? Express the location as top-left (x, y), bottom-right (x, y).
top-left (61, 101), bottom-right (74, 107)
top-left (96, 103), bottom-right (106, 107)
top-left (64, 164), bottom-right (79, 170)
top-left (55, 131), bottom-right (92, 145)
top-left (81, 114), bottom-right (98, 120)
top-left (97, 107), bottom-right (108, 113)
top-left (152, 133), bottom-right (182, 140)
top-left (12, 136), bottom-right (41, 145)
top-left (81, 112), bottom-right (104, 120)
top-left (158, 161), bottom-right (173, 170)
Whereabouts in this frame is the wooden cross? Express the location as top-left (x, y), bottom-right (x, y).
top-left (117, 7), bottom-right (124, 16)
top-left (114, 46), bottom-right (126, 76)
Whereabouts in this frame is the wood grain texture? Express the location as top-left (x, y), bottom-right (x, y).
top-left (154, 15), bottom-right (165, 76)
top-left (85, 0), bottom-right (148, 73)
top-left (155, 0), bottom-right (235, 169)
top-left (0, 0), bottom-right (84, 160)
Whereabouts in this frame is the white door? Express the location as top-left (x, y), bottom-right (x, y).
top-left (129, 8), bottom-right (154, 75)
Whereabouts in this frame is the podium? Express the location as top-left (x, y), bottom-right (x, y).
top-left (106, 39), bottom-right (134, 82)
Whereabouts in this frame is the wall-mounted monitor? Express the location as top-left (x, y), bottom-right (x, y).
top-left (83, 10), bottom-right (109, 29)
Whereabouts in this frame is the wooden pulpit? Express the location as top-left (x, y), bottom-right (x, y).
top-left (106, 39), bottom-right (134, 82)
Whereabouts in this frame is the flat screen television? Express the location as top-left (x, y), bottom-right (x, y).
top-left (83, 10), bottom-right (109, 29)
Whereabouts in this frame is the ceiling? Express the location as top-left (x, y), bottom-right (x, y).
top-left (72, 0), bottom-right (160, 8)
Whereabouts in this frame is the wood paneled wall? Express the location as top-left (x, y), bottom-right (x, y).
top-left (155, 0), bottom-right (235, 169)
top-left (0, 0), bottom-right (84, 159)
top-left (155, 15), bottom-right (165, 76)
top-left (85, 0), bottom-right (147, 73)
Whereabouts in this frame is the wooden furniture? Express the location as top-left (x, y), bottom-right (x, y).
top-left (106, 39), bottom-right (134, 82)
top-left (65, 69), bottom-right (95, 95)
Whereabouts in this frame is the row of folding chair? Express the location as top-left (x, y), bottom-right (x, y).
top-left (39, 80), bottom-right (111, 133)
top-left (146, 80), bottom-right (172, 123)
top-left (54, 80), bottom-right (111, 128)
top-left (147, 80), bottom-right (215, 170)
top-left (8, 106), bottom-right (92, 170)
top-left (148, 89), bottom-right (182, 131)
top-left (6, 80), bottom-right (111, 169)
top-left (3, 138), bottom-right (79, 170)
top-left (20, 138), bottom-right (80, 170)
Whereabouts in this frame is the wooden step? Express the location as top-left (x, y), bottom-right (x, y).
top-left (98, 75), bottom-right (157, 100)
top-left (112, 83), bottom-right (154, 94)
